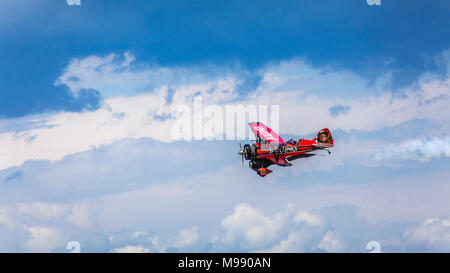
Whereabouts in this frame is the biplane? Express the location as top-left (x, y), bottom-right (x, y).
top-left (238, 122), bottom-right (333, 177)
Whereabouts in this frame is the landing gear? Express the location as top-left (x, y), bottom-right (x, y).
top-left (249, 160), bottom-right (258, 170)
top-left (243, 144), bottom-right (251, 160)
top-left (256, 168), bottom-right (272, 177)
top-left (250, 144), bottom-right (257, 158)
top-left (240, 142), bottom-right (273, 177)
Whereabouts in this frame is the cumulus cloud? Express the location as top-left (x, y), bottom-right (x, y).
top-left (216, 203), bottom-right (294, 251)
top-left (293, 211), bottom-right (324, 227)
top-left (56, 52), bottom-right (144, 97)
top-left (109, 229), bottom-right (162, 253)
top-left (1, 52), bottom-right (245, 170)
top-left (55, 52), bottom-right (240, 98)
top-left (210, 203), bottom-right (409, 253)
top-left (169, 226), bottom-right (200, 249)
top-left (110, 226), bottom-right (202, 253)
top-left (0, 187), bottom-right (447, 253)
top-left (0, 207), bottom-right (15, 228)
top-left (317, 231), bottom-right (346, 252)
top-left (18, 202), bottom-right (68, 221)
top-left (103, 203), bottom-right (339, 253)
top-left (374, 137), bottom-right (450, 162)
top-left (66, 202), bottom-right (103, 229)
top-left (24, 226), bottom-right (65, 252)
top-left (0, 200), bottom-right (109, 252)
top-left (403, 217), bottom-right (450, 252)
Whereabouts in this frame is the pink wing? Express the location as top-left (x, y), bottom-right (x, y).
top-left (249, 122), bottom-right (286, 144)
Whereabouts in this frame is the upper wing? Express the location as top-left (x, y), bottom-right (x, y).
top-left (248, 122), bottom-right (286, 144)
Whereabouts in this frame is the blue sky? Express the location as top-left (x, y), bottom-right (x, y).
top-left (1, 0), bottom-right (450, 117)
top-left (1, 0), bottom-right (450, 252)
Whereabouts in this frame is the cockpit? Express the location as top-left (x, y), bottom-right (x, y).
top-left (317, 130), bottom-right (331, 143)
top-left (286, 139), bottom-right (297, 145)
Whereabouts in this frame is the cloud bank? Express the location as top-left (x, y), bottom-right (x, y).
top-left (1, 50), bottom-right (450, 252)
top-left (2, 199), bottom-right (445, 253)
top-left (1, 52), bottom-right (450, 171)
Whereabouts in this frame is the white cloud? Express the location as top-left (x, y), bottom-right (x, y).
top-left (375, 137), bottom-right (450, 162)
top-left (66, 201), bottom-right (102, 229)
top-left (0, 207), bottom-right (15, 228)
top-left (268, 229), bottom-right (325, 252)
top-left (251, 75), bottom-right (450, 136)
top-left (0, 51), bottom-right (449, 172)
top-left (211, 203), bottom-right (357, 252)
top-left (24, 226), bottom-right (65, 252)
top-left (1, 66), bottom-right (241, 170)
top-left (108, 228), bottom-right (164, 253)
top-left (0, 190), bottom-right (447, 252)
top-left (66, 0), bottom-right (81, 6)
top-left (56, 52), bottom-right (148, 97)
top-left (1, 50), bottom-right (450, 253)
top-left (217, 203), bottom-right (293, 250)
top-left (2, 133), bottom-right (450, 250)
top-left (132, 231), bottom-right (148, 238)
top-left (403, 217), bottom-right (450, 251)
top-left (114, 245), bottom-right (149, 253)
top-left (18, 202), bottom-right (68, 220)
top-left (169, 226), bottom-right (199, 249)
top-left (0, 201), bottom-right (108, 252)
top-left (55, 52), bottom-right (239, 98)
top-left (317, 231), bottom-right (346, 252)
top-left (293, 211), bottom-right (324, 227)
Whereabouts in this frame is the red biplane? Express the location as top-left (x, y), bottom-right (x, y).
top-left (238, 122), bottom-right (333, 177)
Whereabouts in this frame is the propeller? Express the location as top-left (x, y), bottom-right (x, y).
top-left (238, 142), bottom-right (244, 166)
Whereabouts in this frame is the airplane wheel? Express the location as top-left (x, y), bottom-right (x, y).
top-left (243, 144), bottom-right (251, 160)
top-left (249, 160), bottom-right (258, 170)
top-left (250, 144), bottom-right (257, 158)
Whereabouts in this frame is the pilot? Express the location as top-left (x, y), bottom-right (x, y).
top-left (286, 139), bottom-right (297, 145)
top-left (318, 131), bottom-right (329, 143)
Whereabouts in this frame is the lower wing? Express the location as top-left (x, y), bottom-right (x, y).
top-left (264, 155), bottom-right (292, 166)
